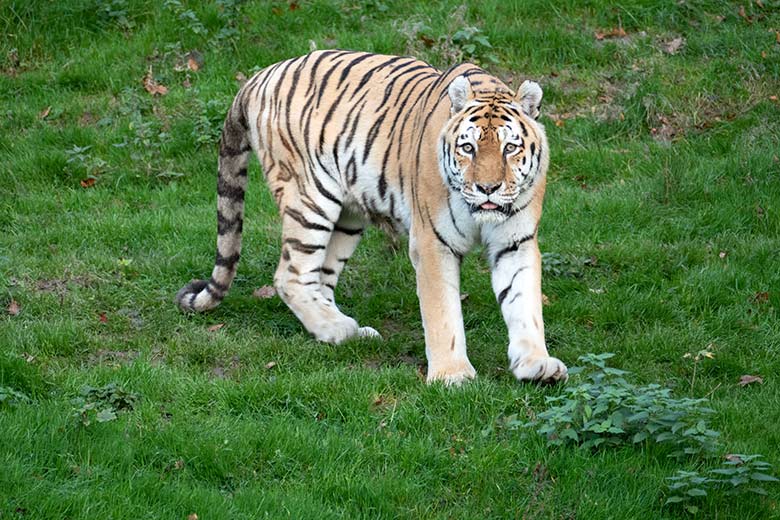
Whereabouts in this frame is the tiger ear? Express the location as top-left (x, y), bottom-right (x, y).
top-left (515, 80), bottom-right (543, 119)
top-left (448, 75), bottom-right (473, 113)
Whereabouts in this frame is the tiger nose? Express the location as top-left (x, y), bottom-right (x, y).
top-left (476, 182), bottom-right (500, 195)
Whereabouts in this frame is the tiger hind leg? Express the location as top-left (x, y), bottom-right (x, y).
top-left (274, 201), bottom-right (377, 343)
top-left (319, 211), bottom-right (380, 338)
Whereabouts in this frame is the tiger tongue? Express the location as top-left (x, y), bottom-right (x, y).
top-left (480, 202), bottom-right (499, 210)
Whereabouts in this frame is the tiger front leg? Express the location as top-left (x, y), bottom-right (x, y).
top-left (409, 233), bottom-right (476, 386)
top-left (489, 235), bottom-right (567, 384)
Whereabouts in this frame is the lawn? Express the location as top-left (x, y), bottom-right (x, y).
top-left (1, 0), bottom-right (779, 518)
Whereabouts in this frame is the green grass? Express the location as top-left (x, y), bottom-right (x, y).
top-left (2, 0), bottom-right (780, 518)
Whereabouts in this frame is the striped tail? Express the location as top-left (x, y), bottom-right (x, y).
top-left (176, 95), bottom-right (251, 312)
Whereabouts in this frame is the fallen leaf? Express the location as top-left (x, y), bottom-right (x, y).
top-left (7, 299), bottom-right (20, 316)
top-left (235, 71), bottom-right (247, 83)
top-left (555, 119), bottom-right (565, 127)
top-left (208, 323), bottom-right (225, 332)
top-left (99, 312), bottom-right (108, 323)
top-left (182, 76), bottom-right (191, 89)
top-left (662, 37), bottom-right (686, 55)
top-left (185, 50), bottom-right (204, 71)
top-left (594, 27), bottom-right (627, 40)
top-left (738, 374), bottom-right (764, 386)
top-left (142, 67), bottom-right (168, 96)
top-left (756, 0), bottom-right (764, 8)
top-left (752, 291), bottom-right (769, 304)
top-left (725, 454), bottom-right (745, 464)
top-left (761, 50), bottom-right (767, 59)
top-left (80, 178), bottom-right (96, 188)
top-left (289, 1), bottom-right (299, 10)
top-left (756, 205), bottom-right (765, 218)
top-left (460, 293), bottom-right (469, 301)
top-left (770, 95), bottom-right (778, 102)
top-left (22, 352), bottom-right (35, 363)
top-left (39, 106), bottom-right (51, 119)
top-left (542, 293), bottom-right (550, 306)
top-left (265, 361), bottom-right (277, 370)
top-left (188, 514), bottom-right (199, 520)
top-left (718, 251), bottom-right (727, 259)
top-left (253, 286), bottom-right (276, 299)
top-left (738, 5), bottom-right (752, 23)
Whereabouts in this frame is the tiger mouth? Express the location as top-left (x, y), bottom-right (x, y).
top-left (471, 202), bottom-right (511, 214)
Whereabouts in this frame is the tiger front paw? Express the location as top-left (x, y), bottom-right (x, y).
top-left (426, 360), bottom-right (476, 386)
top-left (510, 354), bottom-right (568, 384)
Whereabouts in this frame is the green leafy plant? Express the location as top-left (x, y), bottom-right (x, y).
top-left (65, 144), bottom-right (109, 183)
top-left (0, 386), bottom-right (30, 408)
top-left (666, 455), bottom-right (779, 508)
top-left (541, 252), bottom-right (596, 278)
top-left (98, 0), bottom-right (136, 32)
top-left (71, 383), bottom-right (138, 427)
top-left (451, 26), bottom-right (498, 64)
top-left (193, 97), bottom-right (229, 147)
top-left (516, 353), bottom-right (720, 456)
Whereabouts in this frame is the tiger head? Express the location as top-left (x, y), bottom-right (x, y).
top-left (438, 76), bottom-right (548, 225)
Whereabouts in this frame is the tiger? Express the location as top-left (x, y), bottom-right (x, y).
top-left (176, 50), bottom-right (568, 386)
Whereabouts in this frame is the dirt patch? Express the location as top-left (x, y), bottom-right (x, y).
top-left (88, 349), bottom-right (140, 366)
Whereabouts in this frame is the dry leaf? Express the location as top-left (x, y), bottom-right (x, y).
top-left (460, 293), bottom-right (469, 301)
top-left (22, 352), bottom-right (35, 363)
top-left (662, 37), bottom-right (686, 55)
top-left (718, 251), bottom-right (727, 259)
top-left (39, 106), bottom-right (52, 119)
top-left (725, 454), bottom-right (745, 464)
top-left (738, 5), bottom-right (751, 23)
top-left (188, 514), bottom-right (199, 520)
top-left (142, 68), bottom-right (168, 96)
top-left (770, 95), bottom-right (778, 102)
top-left (207, 323), bottom-right (225, 332)
top-left (289, 1), bottom-right (299, 10)
top-left (752, 291), bottom-right (769, 304)
top-left (594, 27), bottom-right (627, 40)
top-left (7, 299), bottom-right (20, 316)
top-left (253, 286), bottom-right (277, 299)
top-left (235, 71), bottom-right (247, 83)
top-left (541, 293), bottom-right (550, 306)
top-left (738, 374), bottom-right (764, 386)
top-left (185, 50), bottom-right (204, 71)
top-left (99, 312), bottom-right (108, 323)
top-left (80, 178), bottom-right (96, 188)
top-left (756, 0), bottom-right (764, 8)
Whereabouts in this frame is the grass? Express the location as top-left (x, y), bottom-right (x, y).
top-left (1, 0), bottom-right (779, 517)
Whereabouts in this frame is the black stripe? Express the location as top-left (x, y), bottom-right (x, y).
top-left (334, 225), bottom-right (363, 236)
top-left (337, 53), bottom-right (376, 89)
top-left (219, 142), bottom-right (251, 157)
top-left (493, 233), bottom-right (535, 265)
top-left (217, 211), bottom-right (243, 235)
top-left (217, 177), bottom-right (245, 201)
top-left (284, 207), bottom-right (332, 232)
top-left (321, 267), bottom-right (335, 275)
top-left (284, 238), bottom-right (326, 254)
top-left (208, 276), bottom-right (228, 292)
top-left (497, 267), bottom-right (526, 306)
top-left (215, 251), bottom-right (240, 268)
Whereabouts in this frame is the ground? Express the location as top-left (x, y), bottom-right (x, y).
top-left (1, 1), bottom-right (779, 518)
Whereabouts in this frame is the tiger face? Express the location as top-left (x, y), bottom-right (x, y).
top-left (439, 77), bottom-right (546, 224)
